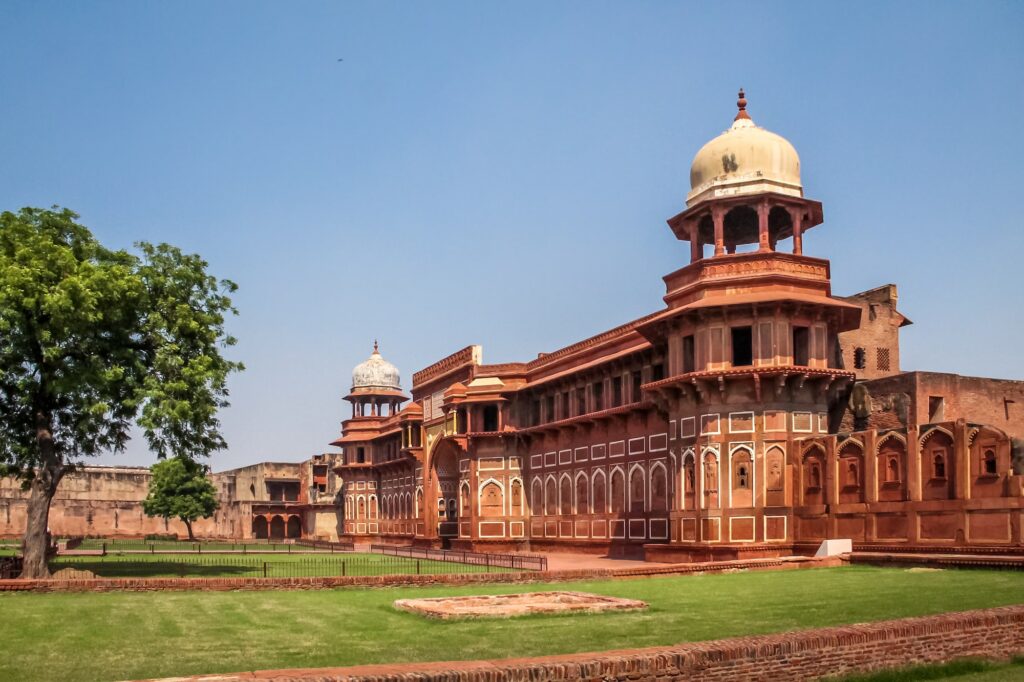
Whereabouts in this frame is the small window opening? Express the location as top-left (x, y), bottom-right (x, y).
top-left (876, 347), bottom-right (891, 372)
top-left (612, 376), bottom-right (623, 407)
top-left (731, 326), bottom-right (753, 367)
top-left (652, 364), bottom-right (665, 382)
top-left (933, 453), bottom-right (946, 479)
top-left (545, 395), bottom-right (555, 422)
top-left (632, 371), bottom-right (642, 402)
top-left (357, 447), bottom-right (365, 464)
top-left (853, 347), bottom-right (866, 369)
top-left (482, 405), bottom-right (499, 432)
top-left (793, 327), bottom-right (810, 366)
top-left (887, 456), bottom-right (899, 482)
top-left (983, 449), bottom-right (997, 475)
top-left (928, 396), bottom-right (945, 423)
top-left (577, 388), bottom-right (587, 416)
top-left (737, 465), bottom-right (749, 489)
top-left (683, 335), bottom-right (696, 373)
top-left (593, 381), bottom-right (604, 411)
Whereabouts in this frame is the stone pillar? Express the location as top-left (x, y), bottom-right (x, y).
top-left (907, 426), bottom-right (922, 502)
top-left (712, 207), bottom-right (725, 256)
top-left (792, 210), bottom-right (804, 255)
top-left (689, 220), bottom-right (702, 262)
top-left (758, 202), bottom-right (771, 252)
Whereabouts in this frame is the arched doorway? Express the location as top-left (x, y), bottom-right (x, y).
top-left (269, 515), bottom-right (285, 540)
top-left (252, 516), bottom-right (268, 539)
top-left (430, 439), bottom-right (461, 545)
top-left (286, 515), bottom-right (302, 539)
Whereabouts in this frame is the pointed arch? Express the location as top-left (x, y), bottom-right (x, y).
top-left (609, 466), bottom-right (626, 514)
top-left (559, 472), bottom-right (573, 515)
top-left (478, 478), bottom-right (504, 517)
top-left (510, 477), bottom-right (524, 515)
top-left (531, 477), bottom-right (543, 514)
top-left (649, 461), bottom-right (668, 511)
top-left (574, 470), bottom-right (590, 514)
top-left (544, 474), bottom-right (558, 516)
top-left (628, 463), bottom-right (646, 514)
top-left (591, 468), bottom-right (608, 514)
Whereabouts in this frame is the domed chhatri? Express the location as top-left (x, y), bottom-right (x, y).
top-left (687, 89), bottom-right (802, 206)
top-left (351, 341), bottom-right (401, 392)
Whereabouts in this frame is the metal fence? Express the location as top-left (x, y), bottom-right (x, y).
top-left (294, 539), bottom-right (355, 552)
top-left (47, 554), bottom-right (520, 580)
top-left (370, 543), bottom-right (548, 572)
top-left (0, 556), bottom-right (22, 579)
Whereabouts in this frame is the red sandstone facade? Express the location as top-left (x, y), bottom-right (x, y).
top-left (334, 93), bottom-right (1024, 559)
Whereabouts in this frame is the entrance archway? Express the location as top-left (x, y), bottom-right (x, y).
top-left (286, 515), bottom-right (302, 539)
top-left (269, 515), bottom-right (285, 540)
top-left (252, 516), bottom-right (268, 539)
top-left (430, 439), bottom-right (461, 544)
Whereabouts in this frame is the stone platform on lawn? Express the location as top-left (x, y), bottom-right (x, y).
top-left (393, 591), bottom-right (647, 619)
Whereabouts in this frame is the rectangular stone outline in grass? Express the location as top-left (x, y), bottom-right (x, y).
top-left (393, 591), bottom-right (648, 619)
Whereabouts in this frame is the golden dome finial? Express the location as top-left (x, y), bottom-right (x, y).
top-left (373, 339), bottom-right (379, 354)
top-left (735, 88), bottom-right (750, 121)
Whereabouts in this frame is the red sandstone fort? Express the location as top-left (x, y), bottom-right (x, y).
top-left (3, 92), bottom-right (1022, 560)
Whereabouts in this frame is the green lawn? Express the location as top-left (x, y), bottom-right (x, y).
top-left (835, 657), bottom-right (1024, 681)
top-left (0, 566), bottom-right (1022, 682)
top-left (49, 551), bottom-right (511, 578)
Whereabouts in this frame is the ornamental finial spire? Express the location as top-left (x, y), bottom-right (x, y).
top-left (373, 339), bottom-right (379, 354)
top-left (735, 88), bottom-right (750, 121)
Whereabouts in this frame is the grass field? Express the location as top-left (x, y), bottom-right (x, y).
top-left (1, 566), bottom-right (1022, 682)
top-left (48, 551), bottom-right (512, 578)
top-left (835, 657), bottom-right (1024, 681)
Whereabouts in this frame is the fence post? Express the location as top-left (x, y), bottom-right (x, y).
top-left (342, 560), bottom-right (346, 577)
top-left (263, 561), bottom-right (267, 578)
top-left (416, 559), bottom-right (420, 575)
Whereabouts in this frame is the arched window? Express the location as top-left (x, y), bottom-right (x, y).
top-left (887, 457), bottom-right (899, 482)
top-left (480, 481), bottom-right (503, 517)
top-left (810, 464), bottom-right (821, 489)
top-left (650, 465), bottom-right (668, 511)
top-left (983, 449), bottom-right (997, 475)
top-left (531, 478), bottom-right (543, 512)
top-left (847, 461), bottom-right (859, 487)
top-left (575, 474), bottom-right (590, 514)
top-left (737, 465), bottom-right (749, 489)
top-left (510, 479), bottom-right (523, 513)
top-left (629, 467), bottom-right (645, 514)
top-left (610, 469), bottom-right (626, 514)
top-left (933, 453), bottom-right (946, 479)
top-left (545, 477), bottom-right (557, 515)
top-left (460, 482), bottom-right (471, 516)
top-left (560, 476), bottom-right (573, 515)
top-left (683, 454), bottom-right (695, 493)
top-left (592, 470), bottom-right (607, 513)
top-left (765, 447), bottom-right (785, 492)
top-left (447, 498), bottom-right (457, 519)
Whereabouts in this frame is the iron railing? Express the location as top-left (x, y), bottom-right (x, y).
top-left (47, 553), bottom-right (520, 580)
top-left (370, 543), bottom-right (547, 571)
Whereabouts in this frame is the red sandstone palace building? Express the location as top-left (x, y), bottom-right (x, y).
top-left (333, 92), bottom-right (1024, 560)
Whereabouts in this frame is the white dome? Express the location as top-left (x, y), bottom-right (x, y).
top-left (351, 342), bottom-right (401, 392)
top-left (687, 90), bottom-right (802, 206)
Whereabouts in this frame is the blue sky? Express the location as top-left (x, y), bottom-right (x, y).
top-left (2, 1), bottom-right (1022, 470)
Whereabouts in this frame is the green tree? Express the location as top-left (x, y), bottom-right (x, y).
top-left (0, 207), bottom-right (242, 577)
top-left (143, 456), bottom-right (219, 540)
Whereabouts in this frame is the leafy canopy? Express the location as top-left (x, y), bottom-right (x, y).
top-left (142, 456), bottom-right (219, 523)
top-left (0, 206), bottom-right (242, 480)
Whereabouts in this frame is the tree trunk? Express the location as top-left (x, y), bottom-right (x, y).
top-left (20, 466), bottom-right (62, 579)
top-left (183, 518), bottom-right (195, 542)
top-left (21, 406), bottom-right (63, 579)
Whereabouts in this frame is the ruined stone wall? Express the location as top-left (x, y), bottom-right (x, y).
top-left (837, 284), bottom-right (906, 381)
top-left (0, 466), bottom-right (236, 539)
